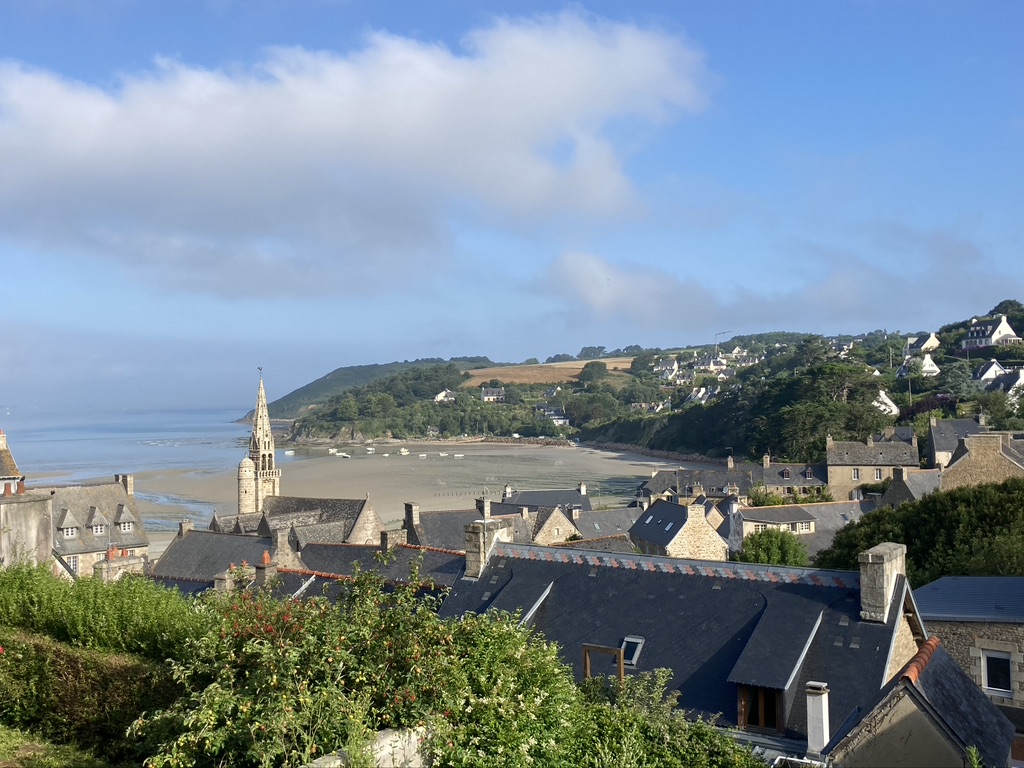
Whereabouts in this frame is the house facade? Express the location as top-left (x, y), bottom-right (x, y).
top-left (480, 386), bottom-right (506, 403)
top-left (927, 415), bottom-right (989, 469)
top-left (826, 432), bottom-right (920, 500)
top-left (941, 432), bottom-right (1024, 491)
top-left (628, 499), bottom-right (728, 561)
top-left (962, 314), bottom-right (1022, 349)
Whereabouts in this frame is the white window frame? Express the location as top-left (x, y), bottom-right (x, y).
top-left (983, 650), bottom-right (1013, 695)
top-left (753, 523), bottom-right (767, 533)
top-left (67, 555), bottom-right (79, 574)
top-left (119, 521), bottom-right (134, 532)
top-left (92, 525), bottom-right (105, 535)
top-left (799, 521), bottom-right (811, 533)
top-left (875, 468), bottom-right (884, 481)
top-left (852, 468), bottom-right (861, 481)
top-left (63, 527), bottom-right (78, 539)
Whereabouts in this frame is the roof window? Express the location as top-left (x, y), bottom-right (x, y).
top-left (621, 635), bottom-right (645, 668)
top-left (665, 522), bottom-right (674, 532)
top-left (645, 515), bottom-right (653, 525)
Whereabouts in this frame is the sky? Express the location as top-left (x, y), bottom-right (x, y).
top-left (0, 1), bottom-right (1022, 411)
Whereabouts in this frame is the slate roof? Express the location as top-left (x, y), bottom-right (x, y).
top-left (263, 495), bottom-right (368, 523)
top-left (947, 432), bottom-right (1024, 470)
top-left (986, 369), bottom-right (1024, 396)
top-left (795, 500), bottom-right (874, 556)
top-left (826, 438), bottom-right (919, 467)
top-left (0, 434), bottom-right (20, 478)
top-left (151, 530), bottom-right (273, 583)
top-left (553, 534), bottom-right (636, 554)
top-left (629, 499), bottom-right (697, 548)
top-left (49, 482), bottom-right (149, 556)
top-left (824, 638), bottom-right (1014, 768)
top-left (502, 489), bottom-right (592, 511)
top-left (739, 507), bottom-right (816, 525)
top-left (209, 513), bottom-right (262, 534)
top-left (439, 543), bottom-right (904, 741)
top-left (406, 508), bottom-right (480, 551)
top-left (573, 508), bottom-right (640, 540)
top-left (914, 576), bottom-right (1024, 623)
top-left (297, 543), bottom-right (465, 588)
top-left (641, 463), bottom-right (827, 501)
top-left (929, 418), bottom-right (989, 455)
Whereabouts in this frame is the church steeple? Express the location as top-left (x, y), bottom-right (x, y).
top-left (239, 368), bottom-right (281, 515)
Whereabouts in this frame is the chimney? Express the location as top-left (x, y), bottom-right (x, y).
top-left (271, 527), bottom-right (302, 568)
top-left (115, 474), bottom-right (134, 495)
top-left (571, 506), bottom-right (580, 521)
top-left (826, 434), bottom-right (834, 448)
top-left (380, 528), bottom-right (407, 553)
top-left (475, 497), bottom-right (491, 518)
top-left (577, 482), bottom-right (587, 496)
top-left (520, 506), bottom-right (530, 520)
top-left (503, 483), bottom-right (513, 500)
top-left (762, 454), bottom-right (771, 469)
top-left (178, 519), bottom-right (193, 538)
top-left (16, 478), bottom-right (25, 495)
top-left (254, 550), bottom-right (277, 587)
top-left (464, 519), bottom-right (511, 579)
top-left (858, 542), bottom-right (907, 623)
top-left (978, 411), bottom-right (987, 427)
top-left (2, 483), bottom-right (10, 497)
top-left (404, 502), bottom-right (420, 527)
top-left (866, 435), bottom-right (874, 447)
top-left (929, 416), bottom-right (938, 427)
top-left (214, 570), bottom-right (235, 592)
top-left (726, 455), bottom-right (734, 470)
top-left (805, 682), bottom-right (830, 758)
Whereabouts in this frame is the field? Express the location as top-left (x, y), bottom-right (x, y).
top-left (460, 357), bottom-right (636, 387)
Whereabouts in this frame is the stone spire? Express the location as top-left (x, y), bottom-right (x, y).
top-left (239, 370), bottom-right (281, 515)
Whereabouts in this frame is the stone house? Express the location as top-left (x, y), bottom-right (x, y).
top-left (442, 538), bottom-right (940, 760)
top-left (826, 431), bottom-right (920, 501)
top-left (961, 314), bottom-right (1022, 350)
top-left (628, 499), bottom-right (727, 561)
top-left (902, 332), bottom-right (941, 357)
top-left (941, 432), bottom-right (1024, 491)
top-left (879, 467), bottom-right (941, 508)
top-left (49, 474), bottom-right (150, 579)
top-left (927, 415), bottom-right (989, 469)
top-left (480, 386), bottom-right (505, 403)
top-left (0, 432), bottom-right (53, 567)
top-left (402, 498), bottom-right (578, 551)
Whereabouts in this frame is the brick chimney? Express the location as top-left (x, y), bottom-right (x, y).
top-left (859, 542), bottom-right (907, 623)
top-left (805, 681), bottom-right (830, 758)
top-left (380, 528), bottom-right (407, 553)
top-left (254, 550), bottom-right (277, 587)
top-left (404, 502), bottom-right (420, 527)
top-left (475, 497), bottom-right (491, 518)
top-left (17, 478), bottom-right (25, 495)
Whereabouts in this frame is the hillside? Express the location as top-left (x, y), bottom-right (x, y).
top-left (264, 356), bottom-right (497, 419)
top-left (461, 357), bottom-right (636, 387)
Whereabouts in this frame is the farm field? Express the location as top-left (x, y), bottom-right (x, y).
top-left (460, 357), bottom-right (636, 387)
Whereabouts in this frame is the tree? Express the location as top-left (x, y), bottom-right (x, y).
top-left (578, 360), bottom-right (609, 385)
top-left (545, 353), bottom-right (576, 363)
top-left (737, 529), bottom-right (809, 566)
top-left (578, 346), bottom-right (606, 360)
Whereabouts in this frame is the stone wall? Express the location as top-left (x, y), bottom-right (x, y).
top-left (0, 494), bottom-right (52, 566)
top-left (532, 508), bottom-right (575, 546)
top-left (928, 619), bottom-right (1024, 708)
top-left (887, 614), bottom-right (921, 681)
top-left (664, 506), bottom-right (727, 562)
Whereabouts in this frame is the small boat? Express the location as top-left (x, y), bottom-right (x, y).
top-left (382, 453), bottom-right (390, 457)
top-left (338, 453), bottom-right (351, 459)
top-left (366, 447), bottom-right (375, 454)
top-left (327, 448), bottom-right (338, 455)
top-left (419, 453), bottom-right (427, 459)
top-left (453, 454), bottom-right (464, 459)
top-left (398, 448), bottom-right (410, 456)
top-left (438, 452), bottom-right (448, 457)
top-left (284, 450), bottom-right (295, 456)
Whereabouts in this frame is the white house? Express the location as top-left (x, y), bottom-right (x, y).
top-left (962, 315), bottom-right (1022, 349)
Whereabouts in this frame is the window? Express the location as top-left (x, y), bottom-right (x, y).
top-left (645, 515), bottom-right (654, 525)
top-left (983, 651), bottom-right (1013, 695)
top-left (665, 522), bottom-right (674, 532)
top-left (852, 468), bottom-right (861, 481)
top-left (738, 685), bottom-right (783, 732)
top-left (781, 468), bottom-right (791, 480)
top-left (805, 468), bottom-right (814, 479)
top-left (92, 525), bottom-right (105, 535)
top-left (119, 521), bottom-right (133, 533)
top-left (799, 521), bottom-right (811, 533)
top-left (127, 549), bottom-right (136, 556)
top-left (67, 555), bottom-right (78, 574)
top-left (753, 523), bottom-right (767, 533)
top-left (63, 527), bottom-right (78, 538)
top-left (789, 523), bottom-right (798, 532)
top-left (875, 468), bottom-right (883, 481)
top-left (620, 635), bottom-right (645, 668)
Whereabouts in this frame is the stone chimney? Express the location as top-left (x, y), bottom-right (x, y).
top-left (762, 454), bottom-right (771, 469)
top-left (214, 570), bottom-right (235, 592)
top-left (271, 527), bottom-right (302, 568)
top-left (892, 467), bottom-right (906, 483)
top-left (929, 416), bottom-right (938, 427)
top-left (178, 519), bottom-right (193, 538)
top-left (503, 483), bottom-right (513, 500)
top-left (866, 435), bottom-right (874, 447)
top-left (726, 455), bottom-right (734, 470)
top-left (520, 506), bottom-right (530, 520)
top-left (475, 497), bottom-right (491, 518)
top-left (826, 434), bottom-right (834, 448)
top-left (254, 550), bottom-right (277, 587)
top-left (577, 482), bottom-right (587, 496)
top-left (805, 681), bottom-right (830, 758)
top-left (978, 411), bottom-right (987, 427)
top-left (115, 474), bottom-right (134, 496)
top-left (859, 542), bottom-right (907, 623)
top-left (464, 518), bottom-right (512, 580)
top-left (381, 528), bottom-right (407, 553)
top-left (404, 502), bottom-right (420, 527)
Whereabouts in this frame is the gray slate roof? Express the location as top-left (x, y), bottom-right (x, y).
top-left (439, 542), bottom-right (904, 742)
top-left (406, 508), bottom-right (480, 551)
top-left (49, 482), bottom-right (149, 556)
top-left (210, 513), bottom-right (262, 534)
top-left (503, 489), bottom-right (592, 511)
top-left (929, 418), bottom-right (988, 455)
top-left (629, 499), bottom-right (696, 548)
top-left (573, 508), bottom-right (639, 539)
top-left (151, 530), bottom-right (272, 583)
top-left (297, 543), bottom-right (464, 588)
top-left (641, 463), bottom-right (827, 500)
top-left (826, 439), bottom-right (919, 467)
top-left (914, 576), bottom-right (1024, 623)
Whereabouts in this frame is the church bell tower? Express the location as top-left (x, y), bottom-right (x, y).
top-left (238, 370), bottom-right (281, 515)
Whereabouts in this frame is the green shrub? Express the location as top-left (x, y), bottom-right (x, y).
top-left (0, 564), bottom-right (213, 663)
top-left (0, 629), bottom-right (180, 763)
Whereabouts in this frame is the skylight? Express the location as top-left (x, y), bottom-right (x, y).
top-left (645, 515), bottom-right (653, 524)
top-left (665, 522), bottom-right (673, 532)
top-left (621, 635), bottom-right (645, 668)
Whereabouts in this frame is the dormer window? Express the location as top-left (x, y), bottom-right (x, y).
top-left (63, 527), bottom-right (78, 538)
top-left (119, 521), bottom-right (134, 533)
top-left (781, 468), bottom-right (791, 480)
top-left (92, 525), bottom-right (105, 535)
top-left (621, 635), bottom-right (645, 668)
top-left (805, 468), bottom-right (814, 479)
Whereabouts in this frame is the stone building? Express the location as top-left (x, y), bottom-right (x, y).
top-left (826, 430), bottom-right (920, 500)
top-left (628, 499), bottom-right (727, 561)
top-left (941, 432), bottom-right (1024, 491)
top-left (927, 415), bottom-right (989, 469)
top-left (238, 374), bottom-right (281, 516)
top-left (403, 497), bottom-right (578, 551)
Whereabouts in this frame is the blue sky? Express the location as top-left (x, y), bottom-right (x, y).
top-left (1, 1), bottom-right (1021, 410)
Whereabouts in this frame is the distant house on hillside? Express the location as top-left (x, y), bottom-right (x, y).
top-left (986, 370), bottom-right (1024, 406)
top-left (903, 332), bottom-right (941, 357)
top-left (872, 389), bottom-right (900, 417)
top-left (897, 353), bottom-right (941, 378)
top-left (433, 388), bottom-right (459, 403)
top-left (480, 386), bottom-right (505, 403)
top-left (962, 314), bottom-right (1022, 349)
top-left (975, 359), bottom-right (1008, 382)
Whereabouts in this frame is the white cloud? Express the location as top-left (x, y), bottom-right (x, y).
top-left (0, 12), bottom-right (708, 296)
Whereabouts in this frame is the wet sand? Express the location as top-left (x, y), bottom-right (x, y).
top-left (134, 441), bottom-right (688, 533)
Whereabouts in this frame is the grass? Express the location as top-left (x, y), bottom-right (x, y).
top-left (461, 357), bottom-right (637, 387)
top-left (0, 725), bottom-right (114, 768)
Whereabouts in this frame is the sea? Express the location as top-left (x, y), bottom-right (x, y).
top-left (1, 407), bottom-right (257, 530)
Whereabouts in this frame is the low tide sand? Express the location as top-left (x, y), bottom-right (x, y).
top-left (133, 442), bottom-right (685, 536)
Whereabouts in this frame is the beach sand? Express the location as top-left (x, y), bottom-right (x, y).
top-left (133, 441), bottom-right (686, 538)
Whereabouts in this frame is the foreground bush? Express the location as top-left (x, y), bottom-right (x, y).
top-left (0, 564), bottom-right (212, 662)
top-left (0, 629), bottom-right (180, 764)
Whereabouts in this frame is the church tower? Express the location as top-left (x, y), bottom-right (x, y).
top-left (238, 371), bottom-right (281, 515)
